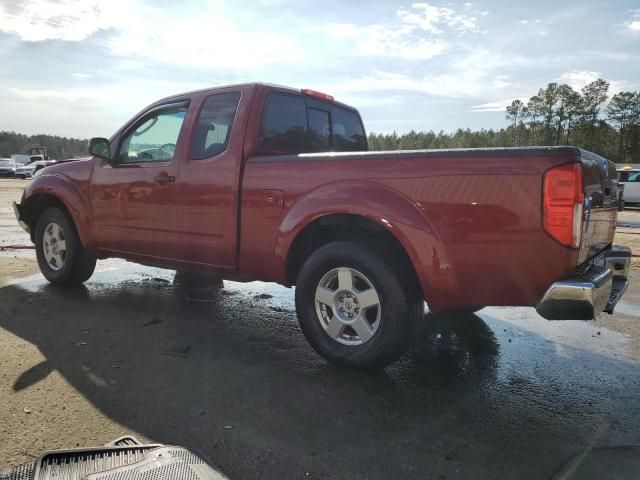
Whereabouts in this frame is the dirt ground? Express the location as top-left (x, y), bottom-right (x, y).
top-left (0, 179), bottom-right (39, 285)
top-left (1, 177), bottom-right (640, 479)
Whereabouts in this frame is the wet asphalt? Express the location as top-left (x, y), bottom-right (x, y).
top-left (1, 264), bottom-right (640, 479)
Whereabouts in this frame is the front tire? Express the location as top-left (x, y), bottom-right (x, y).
top-left (35, 207), bottom-right (96, 285)
top-left (295, 241), bottom-right (423, 369)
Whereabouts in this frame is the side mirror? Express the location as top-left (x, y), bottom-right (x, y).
top-left (89, 137), bottom-right (113, 163)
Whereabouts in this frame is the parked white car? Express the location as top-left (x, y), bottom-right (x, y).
top-left (617, 168), bottom-right (640, 205)
top-left (0, 158), bottom-right (16, 177)
top-left (15, 160), bottom-right (55, 179)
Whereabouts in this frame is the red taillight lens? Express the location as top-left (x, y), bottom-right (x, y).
top-left (543, 163), bottom-right (584, 248)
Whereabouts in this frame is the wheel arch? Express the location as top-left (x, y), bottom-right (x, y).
top-left (275, 181), bottom-right (444, 306)
top-left (21, 174), bottom-right (94, 248)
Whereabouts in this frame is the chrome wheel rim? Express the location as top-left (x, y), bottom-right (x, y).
top-left (42, 222), bottom-right (67, 271)
top-left (314, 267), bottom-right (381, 346)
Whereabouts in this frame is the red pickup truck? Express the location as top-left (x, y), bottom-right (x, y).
top-left (14, 83), bottom-right (631, 368)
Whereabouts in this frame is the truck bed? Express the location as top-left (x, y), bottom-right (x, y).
top-left (241, 146), bottom-right (618, 311)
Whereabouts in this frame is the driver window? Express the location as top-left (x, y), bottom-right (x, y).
top-left (118, 107), bottom-right (187, 163)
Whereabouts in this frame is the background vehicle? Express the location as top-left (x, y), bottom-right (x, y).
top-left (0, 158), bottom-right (16, 177)
top-left (13, 83), bottom-right (630, 368)
top-left (26, 146), bottom-right (49, 162)
top-left (617, 167), bottom-right (640, 205)
top-left (15, 160), bottom-right (55, 179)
top-left (12, 154), bottom-right (31, 165)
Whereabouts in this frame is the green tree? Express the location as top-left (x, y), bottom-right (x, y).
top-left (525, 94), bottom-right (544, 144)
top-left (556, 84), bottom-right (582, 145)
top-left (506, 99), bottom-right (525, 144)
top-left (580, 79), bottom-right (609, 150)
top-left (607, 91), bottom-right (640, 161)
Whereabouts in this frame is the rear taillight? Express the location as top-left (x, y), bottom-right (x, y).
top-left (543, 163), bottom-right (584, 248)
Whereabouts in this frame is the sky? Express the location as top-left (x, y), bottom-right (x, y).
top-left (0, 0), bottom-right (639, 139)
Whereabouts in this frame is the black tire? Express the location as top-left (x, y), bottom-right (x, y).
top-left (35, 207), bottom-right (96, 285)
top-left (295, 241), bottom-right (423, 369)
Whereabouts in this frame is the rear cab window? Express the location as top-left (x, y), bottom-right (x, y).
top-left (259, 92), bottom-right (367, 154)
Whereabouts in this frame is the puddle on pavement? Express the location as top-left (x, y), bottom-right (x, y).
top-left (5, 261), bottom-right (640, 367)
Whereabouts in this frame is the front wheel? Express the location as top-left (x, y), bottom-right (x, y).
top-left (35, 207), bottom-right (96, 285)
top-left (295, 241), bottom-right (423, 369)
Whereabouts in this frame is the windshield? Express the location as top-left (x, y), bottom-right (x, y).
top-left (0, 159), bottom-right (14, 167)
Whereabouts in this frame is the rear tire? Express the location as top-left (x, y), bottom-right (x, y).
top-left (295, 241), bottom-right (423, 369)
top-left (35, 207), bottom-right (96, 285)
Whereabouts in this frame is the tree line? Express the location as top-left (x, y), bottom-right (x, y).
top-left (0, 131), bottom-right (88, 160)
top-left (368, 78), bottom-right (640, 162)
top-left (2, 78), bottom-right (639, 162)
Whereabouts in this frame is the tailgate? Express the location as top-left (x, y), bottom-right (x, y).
top-left (578, 149), bottom-right (619, 264)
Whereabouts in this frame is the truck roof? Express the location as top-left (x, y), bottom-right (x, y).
top-left (153, 82), bottom-right (358, 111)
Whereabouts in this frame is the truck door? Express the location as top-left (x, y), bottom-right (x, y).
top-left (174, 88), bottom-right (249, 268)
top-left (91, 101), bottom-right (189, 260)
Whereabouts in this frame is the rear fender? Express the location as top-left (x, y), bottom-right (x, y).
top-left (22, 173), bottom-right (95, 249)
top-left (273, 181), bottom-right (455, 307)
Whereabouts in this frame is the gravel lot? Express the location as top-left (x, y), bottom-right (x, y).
top-left (1, 177), bottom-right (640, 479)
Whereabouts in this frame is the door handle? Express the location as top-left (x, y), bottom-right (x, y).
top-left (154, 174), bottom-right (176, 185)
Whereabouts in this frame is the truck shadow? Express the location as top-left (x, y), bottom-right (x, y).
top-left (1, 271), bottom-right (638, 480)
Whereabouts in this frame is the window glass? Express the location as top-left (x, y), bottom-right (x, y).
top-left (119, 107), bottom-right (187, 163)
top-left (331, 106), bottom-right (366, 151)
top-left (308, 108), bottom-right (331, 149)
top-left (260, 94), bottom-right (308, 152)
top-left (619, 171), bottom-right (640, 182)
top-left (191, 92), bottom-right (241, 160)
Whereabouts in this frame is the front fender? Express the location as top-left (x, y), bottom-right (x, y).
top-left (273, 181), bottom-right (456, 308)
top-left (22, 172), bottom-right (95, 249)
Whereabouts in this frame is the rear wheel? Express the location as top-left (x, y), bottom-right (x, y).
top-left (295, 241), bottom-right (423, 369)
top-left (35, 207), bottom-right (96, 285)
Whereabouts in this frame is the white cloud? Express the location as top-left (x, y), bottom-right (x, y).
top-left (492, 75), bottom-right (512, 89)
top-left (319, 22), bottom-right (446, 60)
top-left (109, 12), bottom-right (301, 69)
top-left (469, 101), bottom-right (508, 112)
top-left (399, 3), bottom-right (479, 34)
top-left (0, 0), bottom-right (301, 69)
top-left (518, 19), bottom-right (529, 25)
top-left (320, 2), bottom-right (482, 60)
top-left (609, 80), bottom-right (635, 95)
top-left (627, 9), bottom-right (640, 31)
top-left (0, 0), bottom-right (117, 41)
top-left (559, 70), bottom-right (601, 90)
top-left (557, 71), bottom-right (633, 95)
top-left (469, 98), bottom-right (527, 112)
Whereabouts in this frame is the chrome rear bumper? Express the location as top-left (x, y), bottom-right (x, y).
top-left (536, 245), bottom-right (631, 320)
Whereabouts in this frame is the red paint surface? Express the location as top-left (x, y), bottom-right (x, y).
top-left (21, 83), bottom-right (617, 311)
